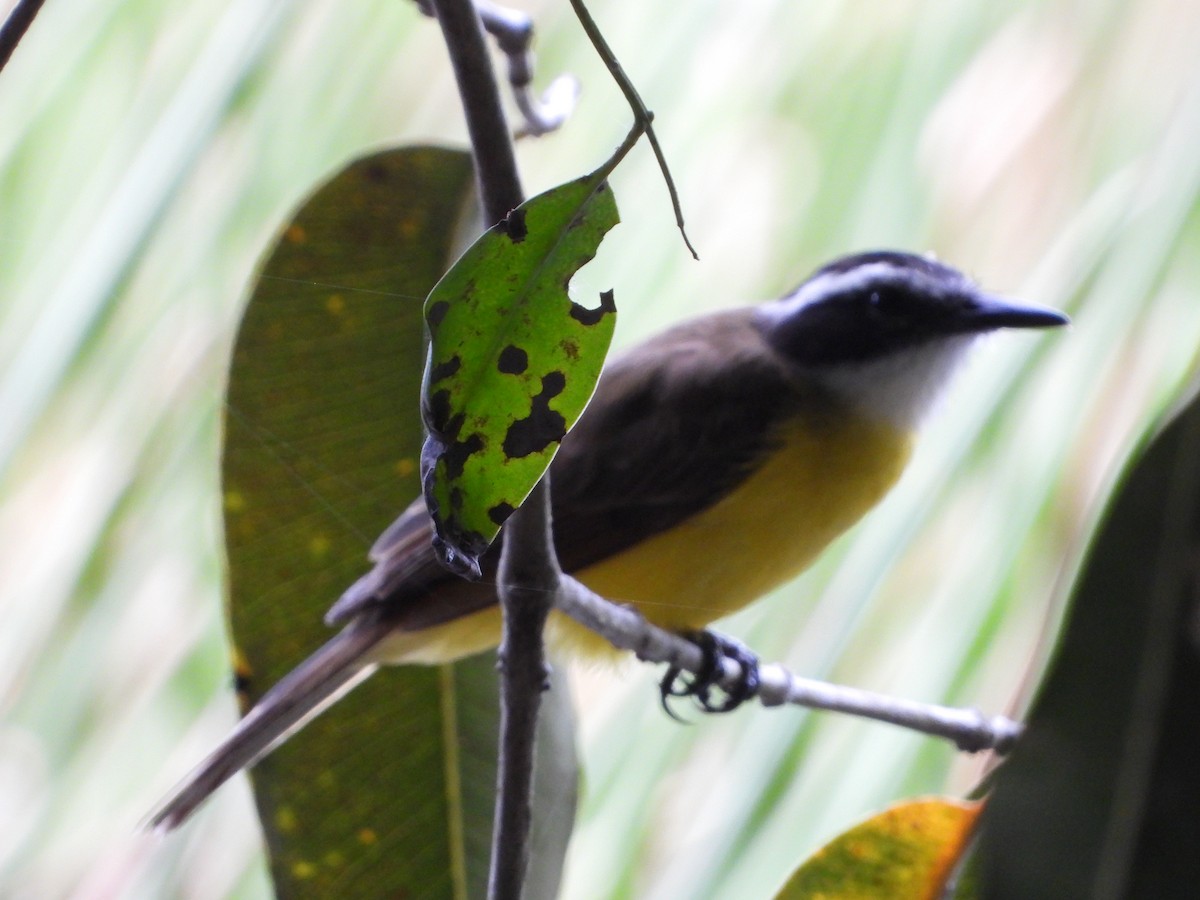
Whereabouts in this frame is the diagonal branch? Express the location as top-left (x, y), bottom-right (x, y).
top-left (0, 0), bottom-right (47, 75)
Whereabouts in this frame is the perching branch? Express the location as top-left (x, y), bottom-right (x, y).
top-left (491, 479), bottom-right (561, 898)
top-left (426, 2), bottom-right (561, 899)
top-left (0, 0), bottom-right (46, 75)
top-left (555, 575), bottom-right (1024, 754)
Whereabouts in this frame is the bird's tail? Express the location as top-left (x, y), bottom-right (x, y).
top-left (148, 613), bottom-right (394, 832)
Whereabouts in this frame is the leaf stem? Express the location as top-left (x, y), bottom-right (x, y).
top-left (567, 0), bottom-right (698, 258)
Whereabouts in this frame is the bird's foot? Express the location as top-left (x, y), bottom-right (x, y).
top-left (660, 630), bottom-right (760, 718)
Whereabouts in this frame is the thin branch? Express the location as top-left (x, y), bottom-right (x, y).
top-left (430, 0), bottom-right (523, 222)
top-left (566, 0), bottom-right (698, 259)
top-left (555, 576), bottom-right (1024, 754)
top-left (0, 0), bottom-right (46, 75)
top-left (492, 479), bottom-right (560, 899)
top-left (428, 2), bottom-right (562, 898)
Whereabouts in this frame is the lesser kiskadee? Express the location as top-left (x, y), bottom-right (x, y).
top-left (151, 250), bottom-right (1067, 829)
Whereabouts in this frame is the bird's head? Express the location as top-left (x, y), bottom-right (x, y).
top-left (754, 251), bottom-right (1069, 430)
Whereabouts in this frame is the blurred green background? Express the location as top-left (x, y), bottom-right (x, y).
top-left (2, 0), bottom-right (1199, 897)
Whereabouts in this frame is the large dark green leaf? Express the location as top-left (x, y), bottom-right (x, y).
top-left (420, 171), bottom-right (618, 577)
top-left (222, 146), bottom-right (576, 899)
top-left (980, 385), bottom-right (1200, 898)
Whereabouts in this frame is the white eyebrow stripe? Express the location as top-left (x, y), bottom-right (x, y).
top-left (756, 262), bottom-right (909, 327)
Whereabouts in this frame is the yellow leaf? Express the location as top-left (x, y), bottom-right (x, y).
top-left (775, 797), bottom-right (983, 900)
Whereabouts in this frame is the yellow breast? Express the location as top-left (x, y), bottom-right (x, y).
top-left (552, 411), bottom-right (913, 656)
top-left (378, 409), bottom-right (913, 666)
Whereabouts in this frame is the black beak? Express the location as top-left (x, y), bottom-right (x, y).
top-left (965, 293), bottom-right (1071, 331)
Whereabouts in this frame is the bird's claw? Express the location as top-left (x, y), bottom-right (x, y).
top-left (659, 630), bottom-right (761, 718)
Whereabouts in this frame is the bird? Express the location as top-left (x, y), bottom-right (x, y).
top-left (150, 250), bottom-right (1068, 830)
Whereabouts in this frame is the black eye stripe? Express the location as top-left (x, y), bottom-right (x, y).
top-left (856, 288), bottom-right (915, 324)
top-left (758, 251), bottom-right (1003, 367)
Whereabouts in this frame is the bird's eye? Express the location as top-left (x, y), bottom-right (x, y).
top-left (868, 290), bottom-right (898, 314)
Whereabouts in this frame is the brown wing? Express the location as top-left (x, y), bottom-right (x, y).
top-left (549, 309), bottom-right (811, 571)
top-left (328, 308), bottom-right (814, 629)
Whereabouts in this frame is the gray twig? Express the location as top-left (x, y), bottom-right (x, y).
top-left (555, 575), bottom-right (1024, 754)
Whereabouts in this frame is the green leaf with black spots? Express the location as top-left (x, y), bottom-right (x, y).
top-left (420, 171), bottom-right (619, 577)
top-left (222, 146), bottom-right (577, 899)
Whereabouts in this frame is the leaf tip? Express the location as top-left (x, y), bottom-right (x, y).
top-left (431, 534), bottom-right (485, 580)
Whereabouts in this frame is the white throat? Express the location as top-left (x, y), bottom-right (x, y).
top-left (810, 336), bottom-right (977, 432)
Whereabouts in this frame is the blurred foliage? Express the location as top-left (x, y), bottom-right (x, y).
top-left (224, 146), bottom-right (507, 899)
top-left (219, 144), bottom-right (578, 898)
top-left (775, 797), bottom-right (981, 899)
top-left (981, 384), bottom-right (1200, 898)
top-left (1, 0), bottom-right (1199, 898)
